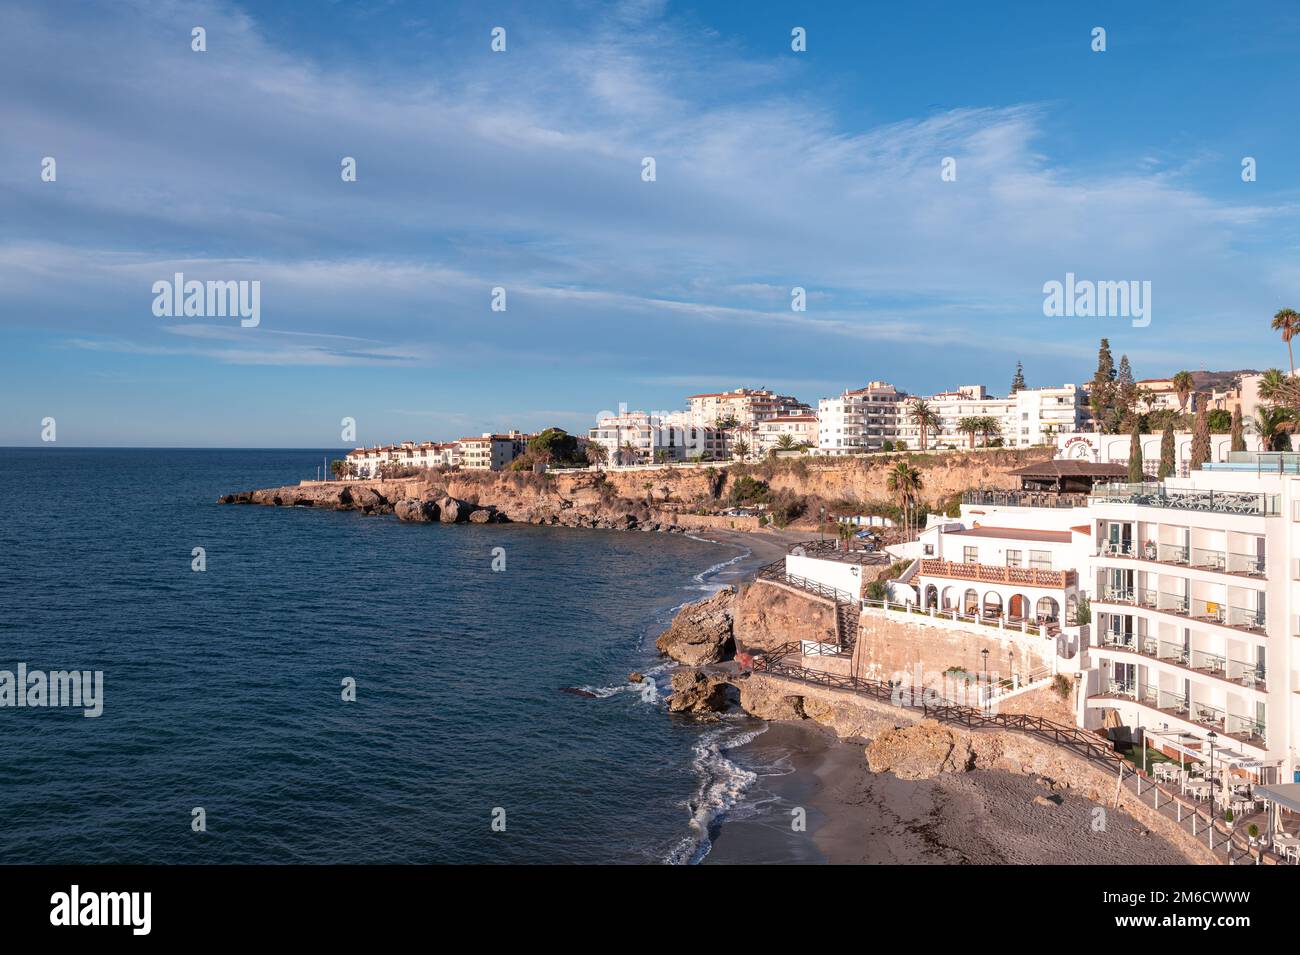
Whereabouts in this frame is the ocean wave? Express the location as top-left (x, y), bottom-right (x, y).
top-left (574, 663), bottom-right (671, 701)
top-left (665, 720), bottom-right (769, 865)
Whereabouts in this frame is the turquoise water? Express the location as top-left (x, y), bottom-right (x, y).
top-left (0, 448), bottom-right (761, 863)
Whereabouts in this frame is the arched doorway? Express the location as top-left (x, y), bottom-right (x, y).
top-left (924, 585), bottom-right (938, 609)
top-left (1008, 593), bottom-right (1028, 621)
top-left (941, 586), bottom-right (955, 610)
top-left (1036, 596), bottom-right (1060, 623)
top-left (982, 591), bottom-right (1003, 619)
top-left (963, 589), bottom-right (979, 614)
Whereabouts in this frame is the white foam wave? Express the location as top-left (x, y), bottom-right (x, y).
top-left (665, 721), bottom-right (769, 865)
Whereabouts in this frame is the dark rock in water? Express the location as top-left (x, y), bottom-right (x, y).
top-left (667, 669), bottom-right (731, 713)
top-left (628, 672), bottom-right (644, 684)
top-left (560, 687), bottom-right (599, 699)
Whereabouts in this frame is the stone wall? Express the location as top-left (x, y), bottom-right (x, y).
top-left (852, 609), bottom-right (1055, 687)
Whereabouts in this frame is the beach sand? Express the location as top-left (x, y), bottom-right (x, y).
top-left (704, 721), bottom-right (1194, 865)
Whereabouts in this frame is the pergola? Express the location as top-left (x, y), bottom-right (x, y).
top-left (1008, 460), bottom-right (1129, 494)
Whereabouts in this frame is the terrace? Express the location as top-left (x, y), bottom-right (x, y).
top-left (919, 558), bottom-right (1075, 589)
top-left (1089, 482), bottom-right (1280, 517)
top-left (1095, 626), bottom-right (1267, 692)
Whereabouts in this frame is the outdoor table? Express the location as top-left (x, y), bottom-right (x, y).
top-left (1184, 779), bottom-right (1211, 799)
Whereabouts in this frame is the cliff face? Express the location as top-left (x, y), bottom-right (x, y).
top-left (219, 448), bottom-right (1052, 529)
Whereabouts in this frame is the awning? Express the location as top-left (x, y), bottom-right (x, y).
top-left (1255, 783), bottom-right (1300, 815)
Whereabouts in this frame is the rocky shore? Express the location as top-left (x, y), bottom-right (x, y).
top-left (217, 477), bottom-right (694, 534)
top-left (653, 586), bottom-right (1208, 865)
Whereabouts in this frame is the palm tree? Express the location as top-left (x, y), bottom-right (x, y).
top-left (978, 416), bottom-right (1001, 447)
top-left (908, 398), bottom-right (939, 452)
top-left (330, 459), bottom-right (349, 480)
top-left (886, 461), bottom-right (923, 542)
top-left (1257, 368), bottom-right (1287, 404)
top-left (619, 441), bottom-right (639, 466)
top-left (1172, 370), bottom-right (1195, 414)
top-left (1271, 307), bottom-right (1300, 377)
top-left (1255, 406), bottom-right (1295, 452)
top-left (731, 438), bottom-right (751, 461)
top-left (585, 442), bottom-right (608, 470)
top-left (774, 433), bottom-right (798, 451)
top-left (958, 416), bottom-right (980, 449)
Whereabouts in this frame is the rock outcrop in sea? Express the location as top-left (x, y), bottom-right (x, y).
top-left (655, 587), bottom-right (736, 666)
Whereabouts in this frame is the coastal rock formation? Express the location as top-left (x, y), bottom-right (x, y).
top-left (667, 669), bottom-right (731, 714)
top-left (733, 579), bottom-right (838, 653)
top-left (655, 588), bottom-right (736, 666)
top-left (864, 720), bottom-right (976, 780)
top-left (394, 499), bottom-right (440, 523)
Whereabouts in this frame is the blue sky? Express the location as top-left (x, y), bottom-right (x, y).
top-left (2, 0), bottom-right (1299, 446)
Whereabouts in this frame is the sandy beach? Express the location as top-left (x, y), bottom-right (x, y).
top-left (703, 721), bottom-right (1193, 865)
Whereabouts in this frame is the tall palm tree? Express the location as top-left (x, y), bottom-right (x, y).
top-left (886, 461), bottom-right (923, 542)
top-left (1171, 370), bottom-right (1195, 414)
top-left (1255, 406), bottom-right (1295, 452)
top-left (731, 438), bottom-right (751, 461)
top-left (978, 416), bottom-right (1001, 447)
top-left (908, 397), bottom-right (939, 452)
top-left (619, 441), bottom-right (639, 466)
top-left (1271, 307), bottom-right (1300, 377)
top-left (958, 416), bottom-right (980, 449)
top-left (585, 443), bottom-right (608, 470)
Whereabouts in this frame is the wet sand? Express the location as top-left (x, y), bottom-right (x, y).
top-left (705, 721), bottom-right (1194, 865)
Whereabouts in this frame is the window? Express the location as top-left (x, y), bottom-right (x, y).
top-left (1006, 549), bottom-right (1022, 567)
top-left (963, 546), bottom-right (978, 564)
top-left (1029, 550), bottom-right (1052, 570)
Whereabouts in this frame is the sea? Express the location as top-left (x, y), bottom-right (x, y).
top-left (0, 447), bottom-right (804, 864)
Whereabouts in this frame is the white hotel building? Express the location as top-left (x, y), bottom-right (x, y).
top-left (787, 452), bottom-right (1300, 784)
top-left (817, 382), bottom-right (1087, 453)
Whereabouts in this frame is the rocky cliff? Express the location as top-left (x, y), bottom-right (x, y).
top-left (219, 448), bottom-right (1054, 531)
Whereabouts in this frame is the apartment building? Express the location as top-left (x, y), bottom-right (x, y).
top-left (817, 381), bottom-right (907, 454)
top-left (909, 384), bottom-right (1086, 449)
top-left (755, 414), bottom-right (817, 454)
top-left (687, 388), bottom-right (810, 429)
top-left (346, 440), bottom-right (462, 476)
top-left (901, 454), bottom-right (1300, 782)
top-left (457, 432), bottom-right (528, 471)
top-left (587, 411), bottom-right (728, 463)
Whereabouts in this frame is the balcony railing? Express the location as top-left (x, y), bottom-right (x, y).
top-left (919, 559), bottom-right (1075, 588)
top-left (962, 490), bottom-right (1089, 509)
top-left (1089, 483), bottom-right (1280, 516)
top-left (1095, 630), bottom-right (1266, 691)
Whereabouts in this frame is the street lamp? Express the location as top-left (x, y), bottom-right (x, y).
top-left (1207, 731), bottom-right (1218, 798)
top-left (981, 648), bottom-right (989, 674)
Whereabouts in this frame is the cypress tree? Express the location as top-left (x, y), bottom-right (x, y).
top-left (1189, 405), bottom-right (1211, 471)
top-left (1089, 338), bottom-right (1116, 433)
top-left (1158, 421), bottom-right (1175, 479)
top-left (1230, 406), bottom-right (1246, 453)
top-left (1010, 361), bottom-right (1026, 394)
top-left (1127, 418), bottom-right (1144, 483)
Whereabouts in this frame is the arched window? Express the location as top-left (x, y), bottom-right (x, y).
top-left (1036, 596), bottom-right (1060, 622)
top-left (963, 589), bottom-right (979, 614)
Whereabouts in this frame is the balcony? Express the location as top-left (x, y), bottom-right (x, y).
top-left (1097, 587), bottom-right (1265, 635)
top-left (919, 559), bottom-right (1076, 588)
top-left (1089, 483), bottom-right (1279, 517)
top-left (1093, 683), bottom-right (1267, 747)
top-left (1098, 540), bottom-right (1266, 580)
top-left (1096, 627), bottom-right (1267, 691)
